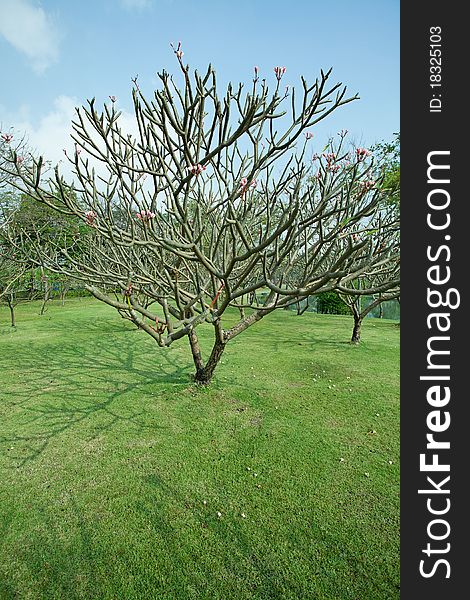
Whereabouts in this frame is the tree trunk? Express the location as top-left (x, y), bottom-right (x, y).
top-left (188, 328), bottom-right (205, 377)
top-left (8, 295), bottom-right (16, 327)
top-left (351, 315), bottom-right (362, 344)
top-left (238, 295), bottom-right (245, 319)
top-left (296, 299), bottom-right (310, 316)
top-left (60, 283), bottom-right (70, 306)
top-left (188, 322), bottom-right (226, 385)
top-left (40, 279), bottom-right (50, 315)
top-left (194, 338), bottom-right (226, 384)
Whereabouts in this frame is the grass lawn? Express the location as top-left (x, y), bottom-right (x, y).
top-left (0, 299), bottom-right (399, 600)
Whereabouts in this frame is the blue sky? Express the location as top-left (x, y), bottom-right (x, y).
top-left (0, 0), bottom-right (399, 166)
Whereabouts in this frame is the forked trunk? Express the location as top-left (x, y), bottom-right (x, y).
top-left (188, 323), bottom-right (226, 385)
top-left (351, 315), bottom-right (362, 344)
top-left (194, 339), bottom-right (226, 384)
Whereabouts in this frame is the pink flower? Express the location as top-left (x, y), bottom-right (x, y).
top-left (1, 133), bottom-right (13, 143)
top-left (123, 283), bottom-right (133, 297)
top-left (16, 155), bottom-right (24, 164)
top-left (304, 131), bottom-right (314, 140)
top-left (75, 144), bottom-right (81, 155)
top-left (172, 41), bottom-right (184, 59)
top-left (274, 66), bottom-right (286, 81)
top-left (328, 164), bottom-right (341, 173)
top-left (188, 164), bottom-right (206, 176)
top-left (109, 95), bottom-right (116, 102)
top-left (136, 209), bottom-right (156, 222)
top-left (311, 153), bottom-right (320, 162)
top-left (323, 152), bottom-right (337, 166)
top-left (323, 152), bottom-right (341, 173)
top-left (356, 147), bottom-right (372, 161)
top-left (239, 177), bottom-right (257, 197)
top-left (84, 210), bottom-right (97, 225)
top-left (356, 179), bottom-right (375, 195)
top-left (362, 178), bottom-right (375, 189)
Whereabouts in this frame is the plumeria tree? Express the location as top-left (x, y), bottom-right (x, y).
top-left (1, 130), bottom-right (29, 195)
top-left (338, 246), bottom-right (400, 343)
top-left (333, 133), bottom-right (400, 342)
top-left (0, 254), bottom-right (22, 327)
top-left (1, 191), bottom-right (86, 313)
top-left (339, 284), bottom-right (400, 343)
top-left (0, 251), bottom-right (42, 326)
top-left (1, 49), bottom-right (399, 383)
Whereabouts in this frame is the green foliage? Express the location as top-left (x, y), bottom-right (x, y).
top-left (372, 133), bottom-right (400, 208)
top-left (1, 191), bottom-right (94, 292)
top-left (0, 300), bottom-right (399, 599)
top-left (316, 291), bottom-right (350, 315)
top-left (54, 286), bottom-right (91, 298)
top-left (11, 193), bottom-right (89, 248)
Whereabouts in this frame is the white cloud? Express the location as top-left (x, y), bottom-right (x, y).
top-left (0, 0), bottom-right (61, 73)
top-left (5, 96), bottom-right (77, 169)
top-left (1, 95), bottom-right (140, 181)
top-left (120, 0), bottom-right (152, 10)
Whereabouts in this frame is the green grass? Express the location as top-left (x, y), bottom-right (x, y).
top-left (0, 299), bottom-right (399, 600)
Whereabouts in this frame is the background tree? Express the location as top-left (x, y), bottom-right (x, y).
top-left (1, 190), bottom-right (87, 313)
top-left (372, 132), bottom-right (400, 209)
top-left (2, 52), bottom-right (399, 383)
top-left (338, 252), bottom-right (400, 343)
top-left (316, 291), bottom-right (350, 315)
top-left (0, 255), bottom-right (21, 327)
top-left (0, 251), bottom-right (41, 326)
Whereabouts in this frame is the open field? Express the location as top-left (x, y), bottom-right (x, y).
top-left (0, 299), bottom-right (399, 599)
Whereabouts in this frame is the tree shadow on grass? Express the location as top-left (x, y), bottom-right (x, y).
top-left (0, 470), bottom-right (398, 600)
top-left (134, 472), bottom-right (399, 600)
top-left (0, 497), bottom-right (104, 600)
top-left (0, 322), bottom-right (192, 467)
top-left (139, 472), bottom-right (298, 599)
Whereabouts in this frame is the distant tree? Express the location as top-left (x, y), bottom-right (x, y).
top-left (1, 51), bottom-right (399, 383)
top-left (338, 253), bottom-right (400, 343)
top-left (0, 253), bottom-right (39, 326)
top-left (372, 132), bottom-right (400, 209)
top-left (316, 291), bottom-right (350, 315)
